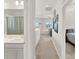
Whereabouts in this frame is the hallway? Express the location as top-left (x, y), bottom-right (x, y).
top-left (36, 34), bottom-right (59, 59)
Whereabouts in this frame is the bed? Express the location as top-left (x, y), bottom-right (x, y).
top-left (66, 29), bottom-right (75, 46)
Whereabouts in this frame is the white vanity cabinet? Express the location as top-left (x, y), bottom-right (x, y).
top-left (4, 43), bottom-right (24, 59)
top-left (4, 35), bottom-right (24, 59)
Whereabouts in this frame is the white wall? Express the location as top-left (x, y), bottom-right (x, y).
top-left (64, 0), bottom-right (75, 29)
top-left (52, 0), bottom-right (65, 59)
top-left (4, 0), bottom-right (24, 9)
top-left (5, 9), bottom-right (24, 16)
top-left (35, 0), bottom-right (57, 18)
top-left (24, 0), bottom-right (36, 59)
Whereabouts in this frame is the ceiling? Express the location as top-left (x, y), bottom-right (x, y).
top-left (5, 0), bottom-right (24, 3)
top-left (4, 0), bottom-right (58, 17)
top-left (36, 0), bottom-right (58, 18)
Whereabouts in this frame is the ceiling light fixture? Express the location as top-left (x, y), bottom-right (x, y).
top-left (45, 5), bottom-right (49, 8)
top-left (16, 1), bottom-right (19, 5)
top-left (20, 1), bottom-right (24, 5)
top-left (45, 5), bottom-right (52, 11)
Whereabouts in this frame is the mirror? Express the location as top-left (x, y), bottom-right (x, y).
top-left (6, 16), bottom-right (24, 35)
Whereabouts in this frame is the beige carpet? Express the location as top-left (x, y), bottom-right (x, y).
top-left (36, 35), bottom-right (59, 59)
top-left (66, 43), bottom-right (75, 59)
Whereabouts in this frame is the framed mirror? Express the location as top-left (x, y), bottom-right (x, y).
top-left (6, 16), bottom-right (24, 35)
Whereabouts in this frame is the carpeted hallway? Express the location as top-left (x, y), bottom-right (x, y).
top-left (36, 34), bottom-right (59, 59)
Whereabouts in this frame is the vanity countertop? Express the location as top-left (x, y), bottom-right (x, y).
top-left (4, 35), bottom-right (24, 44)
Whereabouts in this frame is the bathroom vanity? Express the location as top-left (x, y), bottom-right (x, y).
top-left (4, 35), bottom-right (24, 59)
